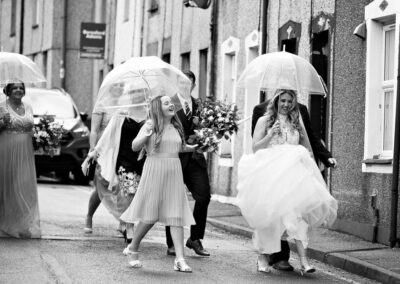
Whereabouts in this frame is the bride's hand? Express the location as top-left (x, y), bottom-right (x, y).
top-left (87, 149), bottom-right (98, 162)
top-left (271, 120), bottom-right (281, 134)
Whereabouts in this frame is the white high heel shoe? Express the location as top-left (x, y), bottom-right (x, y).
top-left (174, 258), bottom-right (192, 273)
top-left (300, 257), bottom-right (316, 275)
top-left (122, 247), bottom-right (142, 268)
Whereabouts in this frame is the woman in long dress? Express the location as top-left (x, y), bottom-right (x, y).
top-left (86, 112), bottom-right (145, 242)
top-left (236, 89), bottom-right (337, 274)
top-left (120, 95), bottom-right (196, 272)
top-left (0, 82), bottom-right (40, 238)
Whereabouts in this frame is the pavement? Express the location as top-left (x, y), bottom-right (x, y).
top-left (206, 197), bottom-right (400, 284)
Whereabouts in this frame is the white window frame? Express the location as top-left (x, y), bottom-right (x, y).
top-left (380, 25), bottom-right (396, 158)
top-left (363, 0), bottom-right (400, 173)
top-left (219, 36), bottom-right (240, 167)
top-left (243, 30), bottom-right (261, 154)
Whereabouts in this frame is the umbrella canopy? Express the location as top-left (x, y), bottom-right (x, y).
top-left (94, 56), bottom-right (191, 121)
top-left (0, 52), bottom-right (46, 86)
top-left (237, 51), bottom-right (326, 98)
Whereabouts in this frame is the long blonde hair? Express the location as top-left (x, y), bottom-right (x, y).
top-left (149, 96), bottom-right (185, 152)
top-left (264, 89), bottom-right (303, 135)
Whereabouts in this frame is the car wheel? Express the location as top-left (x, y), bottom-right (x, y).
top-left (72, 169), bottom-right (90, 185)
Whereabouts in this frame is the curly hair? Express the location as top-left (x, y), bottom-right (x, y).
top-left (149, 96), bottom-right (185, 153)
top-left (264, 89), bottom-right (303, 135)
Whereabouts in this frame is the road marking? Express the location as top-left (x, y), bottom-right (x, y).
top-left (41, 253), bottom-right (73, 284)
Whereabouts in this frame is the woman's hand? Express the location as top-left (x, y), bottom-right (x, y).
top-left (144, 120), bottom-right (153, 136)
top-left (87, 149), bottom-right (98, 163)
top-left (184, 144), bottom-right (199, 152)
top-left (270, 120), bottom-right (280, 135)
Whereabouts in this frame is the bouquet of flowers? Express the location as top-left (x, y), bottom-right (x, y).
top-left (32, 114), bottom-right (64, 156)
top-left (118, 166), bottom-right (141, 196)
top-left (189, 99), bottom-right (239, 153)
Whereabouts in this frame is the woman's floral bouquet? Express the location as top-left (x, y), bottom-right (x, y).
top-left (32, 114), bottom-right (64, 156)
top-left (118, 166), bottom-right (141, 196)
top-left (189, 99), bottom-right (239, 153)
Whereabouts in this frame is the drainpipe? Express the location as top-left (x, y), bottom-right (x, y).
top-left (19, 0), bottom-right (24, 54)
top-left (389, 27), bottom-right (400, 249)
top-left (260, 0), bottom-right (269, 54)
top-left (60, 0), bottom-right (68, 89)
top-left (208, 0), bottom-right (219, 99)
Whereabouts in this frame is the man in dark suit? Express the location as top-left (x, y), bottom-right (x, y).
top-left (251, 96), bottom-right (337, 271)
top-left (165, 70), bottom-right (211, 257)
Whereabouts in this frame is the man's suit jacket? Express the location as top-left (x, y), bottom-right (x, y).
top-left (171, 94), bottom-right (207, 168)
top-left (251, 101), bottom-right (332, 167)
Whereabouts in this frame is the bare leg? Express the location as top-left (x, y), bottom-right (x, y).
top-left (128, 222), bottom-right (154, 253)
top-left (126, 223), bottom-right (134, 240)
top-left (170, 226), bottom-right (184, 259)
top-left (85, 190), bottom-right (101, 233)
top-left (295, 239), bottom-right (315, 273)
top-left (124, 222), bottom-right (154, 267)
top-left (170, 226), bottom-right (192, 272)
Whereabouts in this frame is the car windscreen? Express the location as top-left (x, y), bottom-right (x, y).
top-left (24, 89), bottom-right (78, 119)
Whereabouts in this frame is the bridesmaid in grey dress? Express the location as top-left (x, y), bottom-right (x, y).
top-left (0, 82), bottom-right (40, 238)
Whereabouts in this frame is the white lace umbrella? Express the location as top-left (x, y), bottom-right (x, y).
top-left (237, 51), bottom-right (326, 98)
top-left (0, 52), bottom-right (46, 86)
top-left (94, 56), bottom-right (191, 120)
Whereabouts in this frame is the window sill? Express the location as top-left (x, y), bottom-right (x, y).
top-left (362, 158), bottom-right (393, 173)
top-left (362, 158), bottom-right (392, 164)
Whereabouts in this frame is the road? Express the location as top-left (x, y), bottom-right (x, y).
top-left (0, 181), bottom-right (378, 284)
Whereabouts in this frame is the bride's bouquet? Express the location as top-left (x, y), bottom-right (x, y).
top-left (32, 114), bottom-right (64, 156)
top-left (188, 99), bottom-right (239, 153)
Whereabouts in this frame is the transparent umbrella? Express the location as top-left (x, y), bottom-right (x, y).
top-left (237, 51), bottom-right (326, 98)
top-left (94, 56), bottom-right (191, 121)
top-left (0, 52), bottom-right (46, 86)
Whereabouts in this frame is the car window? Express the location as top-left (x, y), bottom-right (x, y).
top-left (24, 89), bottom-right (77, 119)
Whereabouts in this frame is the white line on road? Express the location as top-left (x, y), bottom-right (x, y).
top-left (41, 253), bottom-right (73, 284)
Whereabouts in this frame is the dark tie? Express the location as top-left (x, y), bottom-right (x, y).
top-left (184, 100), bottom-right (192, 119)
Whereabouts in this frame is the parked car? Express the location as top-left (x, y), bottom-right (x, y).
top-left (24, 88), bottom-right (90, 184)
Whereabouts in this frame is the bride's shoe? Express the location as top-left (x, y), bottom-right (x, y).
top-left (174, 258), bottom-right (192, 273)
top-left (256, 259), bottom-right (271, 273)
top-left (300, 257), bottom-right (315, 275)
top-left (122, 247), bottom-right (142, 268)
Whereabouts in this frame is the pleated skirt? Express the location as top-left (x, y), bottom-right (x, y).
top-left (121, 154), bottom-right (195, 227)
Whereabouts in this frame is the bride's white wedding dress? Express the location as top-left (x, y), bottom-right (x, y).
top-left (236, 114), bottom-right (337, 254)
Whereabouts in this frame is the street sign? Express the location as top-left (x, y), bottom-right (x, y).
top-left (80, 22), bottom-right (106, 59)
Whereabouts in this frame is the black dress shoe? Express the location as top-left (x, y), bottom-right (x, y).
top-left (272, 260), bottom-right (294, 271)
top-left (186, 238), bottom-right (210, 256)
top-left (167, 246), bottom-right (176, 256)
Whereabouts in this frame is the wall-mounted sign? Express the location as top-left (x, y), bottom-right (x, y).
top-left (80, 22), bottom-right (106, 59)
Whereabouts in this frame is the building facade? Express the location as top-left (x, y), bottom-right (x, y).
top-left (0, 0), bottom-right (99, 115)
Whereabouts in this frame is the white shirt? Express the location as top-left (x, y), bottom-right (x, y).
top-left (177, 93), bottom-right (192, 112)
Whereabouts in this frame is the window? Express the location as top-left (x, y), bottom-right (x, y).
top-left (32, 0), bottom-right (40, 28)
top-left (181, 52), bottom-right (190, 72)
top-left (124, 0), bottom-right (130, 21)
top-left (199, 49), bottom-right (208, 99)
top-left (381, 25), bottom-right (395, 156)
top-left (363, 0), bottom-right (398, 173)
top-left (10, 0), bottom-right (17, 36)
top-left (220, 36), bottom-right (240, 166)
top-left (162, 53), bottom-right (170, 63)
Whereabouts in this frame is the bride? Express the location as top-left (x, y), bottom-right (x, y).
top-left (236, 89), bottom-right (337, 274)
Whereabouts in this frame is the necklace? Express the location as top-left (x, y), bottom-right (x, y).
top-left (7, 99), bottom-right (24, 112)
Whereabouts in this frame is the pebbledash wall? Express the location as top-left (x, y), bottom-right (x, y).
top-left (0, 0), bottom-right (96, 115)
top-left (210, 0), bottom-right (400, 244)
top-left (330, 0), bottom-right (400, 244)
